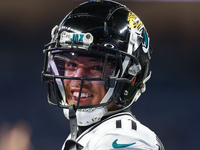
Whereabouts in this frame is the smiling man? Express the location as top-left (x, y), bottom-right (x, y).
top-left (59, 53), bottom-right (115, 107)
top-left (42, 0), bottom-right (164, 150)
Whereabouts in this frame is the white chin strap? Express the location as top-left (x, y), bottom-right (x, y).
top-left (63, 107), bottom-right (108, 126)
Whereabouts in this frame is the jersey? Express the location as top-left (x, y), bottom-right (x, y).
top-left (62, 112), bottom-right (164, 150)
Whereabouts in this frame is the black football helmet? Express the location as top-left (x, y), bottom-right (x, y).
top-left (42, 0), bottom-right (152, 126)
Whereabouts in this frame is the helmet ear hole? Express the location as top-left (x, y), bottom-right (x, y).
top-left (131, 77), bottom-right (136, 85)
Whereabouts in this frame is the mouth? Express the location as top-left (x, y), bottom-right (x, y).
top-left (73, 92), bottom-right (92, 98)
top-left (71, 91), bottom-right (93, 103)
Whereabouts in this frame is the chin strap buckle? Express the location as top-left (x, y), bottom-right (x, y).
top-left (139, 71), bottom-right (152, 93)
top-left (133, 71), bottom-right (152, 102)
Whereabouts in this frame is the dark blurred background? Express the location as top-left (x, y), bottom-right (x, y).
top-left (0, 0), bottom-right (200, 149)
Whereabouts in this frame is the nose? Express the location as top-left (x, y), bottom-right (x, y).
top-left (74, 66), bottom-right (88, 78)
top-left (70, 66), bottom-right (92, 87)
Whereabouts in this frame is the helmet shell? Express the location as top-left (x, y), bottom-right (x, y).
top-left (44, 0), bottom-right (152, 112)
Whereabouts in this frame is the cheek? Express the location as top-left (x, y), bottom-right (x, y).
top-left (63, 82), bottom-right (71, 102)
top-left (93, 84), bottom-right (107, 103)
top-left (91, 81), bottom-right (105, 85)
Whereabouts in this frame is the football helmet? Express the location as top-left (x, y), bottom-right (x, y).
top-left (42, 0), bottom-right (152, 126)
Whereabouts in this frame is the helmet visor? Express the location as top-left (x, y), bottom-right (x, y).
top-left (48, 50), bottom-right (117, 83)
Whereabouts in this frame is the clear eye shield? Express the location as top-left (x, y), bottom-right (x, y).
top-left (51, 51), bottom-right (117, 83)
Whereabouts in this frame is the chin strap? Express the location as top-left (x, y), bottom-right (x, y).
top-left (69, 105), bottom-right (78, 141)
top-left (64, 105), bottom-right (83, 150)
top-left (133, 71), bottom-right (152, 102)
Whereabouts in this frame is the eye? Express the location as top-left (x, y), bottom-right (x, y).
top-left (92, 65), bottom-right (103, 71)
top-left (66, 61), bottom-right (77, 70)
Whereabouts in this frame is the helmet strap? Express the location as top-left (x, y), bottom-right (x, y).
top-left (64, 105), bottom-right (83, 150)
top-left (68, 105), bottom-right (77, 140)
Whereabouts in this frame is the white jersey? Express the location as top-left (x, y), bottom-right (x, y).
top-left (62, 112), bottom-right (164, 150)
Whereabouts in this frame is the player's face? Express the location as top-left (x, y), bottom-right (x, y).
top-left (63, 56), bottom-right (109, 107)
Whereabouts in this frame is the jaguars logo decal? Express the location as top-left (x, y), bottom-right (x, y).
top-left (127, 12), bottom-right (149, 53)
top-left (127, 12), bottom-right (143, 30)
